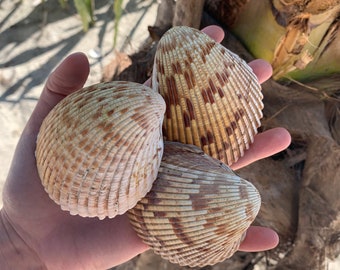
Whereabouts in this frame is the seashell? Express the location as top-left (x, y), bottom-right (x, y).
top-left (152, 26), bottom-right (263, 166)
top-left (36, 26), bottom-right (264, 267)
top-left (36, 81), bottom-right (166, 220)
top-left (128, 141), bottom-right (261, 267)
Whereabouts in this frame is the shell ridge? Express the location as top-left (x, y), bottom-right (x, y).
top-left (94, 87), bottom-right (165, 217)
top-left (58, 86), bottom-right (144, 215)
top-left (104, 123), bottom-right (149, 218)
top-left (54, 106), bottom-right (106, 212)
top-left (190, 37), bottom-right (224, 159)
top-left (72, 89), bottom-right (151, 217)
top-left (220, 62), bottom-right (255, 159)
top-left (106, 96), bottom-right (164, 217)
top-left (206, 57), bottom-right (238, 164)
top-left (219, 57), bottom-right (249, 161)
top-left (38, 97), bottom-right (87, 205)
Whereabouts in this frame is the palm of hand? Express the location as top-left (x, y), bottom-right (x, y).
top-left (1, 26), bottom-right (290, 270)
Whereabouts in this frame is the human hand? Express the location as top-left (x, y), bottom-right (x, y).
top-left (0, 26), bottom-right (290, 269)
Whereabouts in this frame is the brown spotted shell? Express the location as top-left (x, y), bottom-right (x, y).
top-left (152, 26), bottom-right (263, 166)
top-left (36, 81), bottom-right (165, 220)
top-left (128, 141), bottom-right (261, 267)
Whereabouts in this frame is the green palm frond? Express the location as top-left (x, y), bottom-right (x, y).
top-left (113, 0), bottom-right (124, 48)
top-left (73, 0), bottom-right (95, 32)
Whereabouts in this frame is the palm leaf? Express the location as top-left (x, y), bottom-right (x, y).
top-left (73, 0), bottom-right (95, 32)
top-left (113, 0), bottom-right (124, 48)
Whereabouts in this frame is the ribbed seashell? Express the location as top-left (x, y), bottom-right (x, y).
top-left (36, 81), bottom-right (166, 220)
top-left (152, 26), bottom-right (263, 166)
top-left (128, 141), bottom-right (261, 267)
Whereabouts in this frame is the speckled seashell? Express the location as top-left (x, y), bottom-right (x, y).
top-left (152, 26), bottom-right (263, 166)
top-left (128, 141), bottom-right (261, 267)
top-left (36, 81), bottom-right (166, 220)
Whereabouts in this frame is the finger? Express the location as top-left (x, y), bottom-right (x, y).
top-left (231, 127), bottom-right (291, 170)
top-left (40, 52), bottom-right (89, 114)
top-left (239, 226), bottom-right (279, 252)
top-left (200, 29), bottom-right (273, 85)
top-left (201, 25), bottom-right (225, 43)
top-left (200, 27), bottom-right (273, 84)
top-left (27, 52), bottom-right (89, 134)
top-left (248, 59), bottom-right (273, 84)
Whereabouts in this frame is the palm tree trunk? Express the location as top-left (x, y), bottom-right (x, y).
top-left (205, 0), bottom-right (340, 95)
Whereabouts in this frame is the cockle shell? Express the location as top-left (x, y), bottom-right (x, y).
top-left (36, 81), bottom-right (165, 219)
top-left (128, 141), bottom-right (261, 267)
top-left (152, 26), bottom-right (263, 166)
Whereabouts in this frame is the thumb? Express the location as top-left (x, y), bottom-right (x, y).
top-left (27, 52), bottom-right (89, 134)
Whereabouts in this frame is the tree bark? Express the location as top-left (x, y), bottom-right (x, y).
top-left (153, 0), bottom-right (175, 29)
top-left (173, 0), bottom-right (205, 28)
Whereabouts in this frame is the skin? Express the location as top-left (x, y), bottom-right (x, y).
top-left (0, 25), bottom-right (291, 269)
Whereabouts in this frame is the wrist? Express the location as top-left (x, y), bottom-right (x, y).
top-left (0, 210), bottom-right (47, 270)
